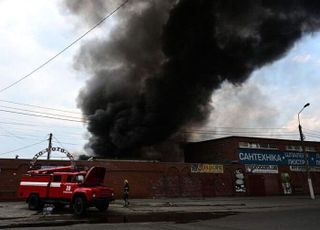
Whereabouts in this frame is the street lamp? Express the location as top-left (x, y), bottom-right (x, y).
top-left (298, 103), bottom-right (315, 200)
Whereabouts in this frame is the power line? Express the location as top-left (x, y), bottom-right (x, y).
top-left (53, 135), bottom-right (67, 150)
top-left (0, 119), bottom-right (87, 138)
top-left (0, 134), bottom-right (50, 141)
top-left (0, 139), bottom-right (47, 156)
top-left (0, 0), bottom-right (129, 93)
top-left (0, 99), bottom-right (81, 115)
top-left (0, 125), bottom-right (27, 144)
top-left (186, 127), bottom-right (293, 131)
top-left (52, 140), bottom-right (81, 146)
top-left (183, 129), bottom-right (301, 142)
top-left (0, 134), bottom-right (47, 140)
top-left (0, 130), bottom-right (79, 141)
top-left (304, 128), bottom-right (320, 136)
top-left (0, 105), bottom-right (85, 121)
top-left (183, 129), bottom-right (298, 135)
top-left (0, 108), bottom-right (87, 123)
top-left (0, 120), bottom-right (86, 138)
top-left (0, 116), bottom-right (86, 130)
top-left (304, 132), bottom-right (320, 140)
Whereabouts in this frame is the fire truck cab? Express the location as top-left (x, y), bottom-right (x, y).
top-left (17, 166), bottom-right (115, 216)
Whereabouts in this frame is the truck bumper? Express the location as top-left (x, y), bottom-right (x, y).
top-left (90, 197), bottom-right (115, 206)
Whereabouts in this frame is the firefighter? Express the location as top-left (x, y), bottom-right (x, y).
top-left (123, 179), bottom-right (129, 207)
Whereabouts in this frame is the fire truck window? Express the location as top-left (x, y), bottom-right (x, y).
top-left (53, 175), bottom-right (62, 182)
top-left (66, 176), bottom-right (73, 182)
top-left (76, 175), bottom-right (84, 183)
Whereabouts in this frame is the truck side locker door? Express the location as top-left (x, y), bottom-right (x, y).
top-left (61, 175), bottom-right (77, 199)
top-left (48, 174), bottom-right (62, 198)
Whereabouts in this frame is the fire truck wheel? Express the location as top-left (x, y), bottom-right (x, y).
top-left (73, 196), bottom-right (87, 216)
top-left (28, 194), bottom-right (42, 210)
top-left (96, 200), bottom-right (109, 212)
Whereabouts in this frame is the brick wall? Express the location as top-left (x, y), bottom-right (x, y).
top-left (0, 159), bottom-right (245, 200)
top-left (1, 158), bottom-right (317, 201)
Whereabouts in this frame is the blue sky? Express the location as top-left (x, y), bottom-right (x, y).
top-left (0, 1), bottom-right (320, 159)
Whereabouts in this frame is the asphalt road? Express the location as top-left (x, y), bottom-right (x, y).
top-left (7, 206), bottom-right (320, 230)
top-left (1, 196), bottom-right (320, 229)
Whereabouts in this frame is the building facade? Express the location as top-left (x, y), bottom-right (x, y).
top-left (184, 136), bottom-right (320, 196)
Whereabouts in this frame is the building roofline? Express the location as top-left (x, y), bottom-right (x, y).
top-left (187, 135), bottom-right (320, 145)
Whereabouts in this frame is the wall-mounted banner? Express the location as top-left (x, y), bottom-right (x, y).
top-left (289, 166), bottom-right (320, 172)
top-left (245, 164), bottom-right (278, 174)
top-left (191, 164), bottom-right (224, 173)
top-left (239, 148), bottom-right (320, 166)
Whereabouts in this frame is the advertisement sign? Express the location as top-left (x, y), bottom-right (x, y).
top-left (234, 168), bottom-right (246, 192)
top-left (238, 148), bottom-right (320, 166)
top-left (245, 164), bottom-right (278, 174)
top-left (289, 166), bottom-right (320, 172)
top-left (191, 164), bottom-right (224, 173)
top-left (281, 173), bottom-right (292, 195)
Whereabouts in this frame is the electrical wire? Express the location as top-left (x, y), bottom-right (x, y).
top-left (0, 121), bottom-right (87, 140)
top-left (0, 139), bottom-right (47, 156)
top-left (304, 132), bottom-right (320, 140)
top-left (0, 125), bottom-right (27, 144)
top-left (0, 99), bottom-right (81, 115)
top-left (0, 108), bottom-right (87, 123)
top-left (0, 116), bottom-right (86, 131)
top-left (304, 128), bottom-right (320, 136)
top-left (183, 129), bottom-right (299, 135)
top-left (53, 135), bottom-right (67, 150)
top-left (0, 0), bottom-right (129, 93)
top-left (0, 134), bottom-right (52, 141)
top-left (188, 126), bottom-right (291, 130)
top-left (52, 140), bottom-right (81, 146)
top-left (182, 128), bottom-right (301, 142)
top-left (0, 105), bottom-right (86, 121)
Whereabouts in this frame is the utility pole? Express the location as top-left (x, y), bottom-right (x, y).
top-left (47, 133), bottom-right (53, 160)
top-left (298, 103), bottom-right (315, 200)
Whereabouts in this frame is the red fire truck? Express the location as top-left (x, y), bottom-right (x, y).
top-left (17, 166), bottom-right (115, 216)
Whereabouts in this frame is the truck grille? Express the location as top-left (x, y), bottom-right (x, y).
top-left (100, 189), bottom-right (111, 197)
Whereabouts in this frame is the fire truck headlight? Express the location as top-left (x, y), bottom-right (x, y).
top-left (92, 193), bottom-right (96, 198)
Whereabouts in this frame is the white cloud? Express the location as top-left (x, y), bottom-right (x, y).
top-left (207, 81), bottom-right (279, 128)
top-left (292, 54), bottom-right (312, 63)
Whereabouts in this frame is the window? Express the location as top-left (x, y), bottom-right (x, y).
top-left (306, 146), bottom-right (316, 152)
top-left (286, 145), bottom-right (316, 152)
top-left (239, 142), bottom-right (249, 148)
top-left (259, 143), bottom-right (277, 150)
top-left (239, 142), bottom-right (278, 150)
top-left (75, 175), bottom-right (84, 183)
top-left (286, 145), bottom-right (303, 151)
top-left (53, 175), bottom-right (62, 182)
top-left (67, 176), bottom-right (74, 183)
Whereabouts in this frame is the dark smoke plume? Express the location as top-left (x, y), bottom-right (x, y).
top-left (64, 0), bottom-right (320, 159)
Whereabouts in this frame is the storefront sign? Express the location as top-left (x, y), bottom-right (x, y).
top-left (245, 164), bottom-right (278, 174)
top-left (289, 166), bottom-right (320, 172)
top-left (239, 148), bottom-right (320, 166)
top-left (191, 164), bottom-right (224, 173)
